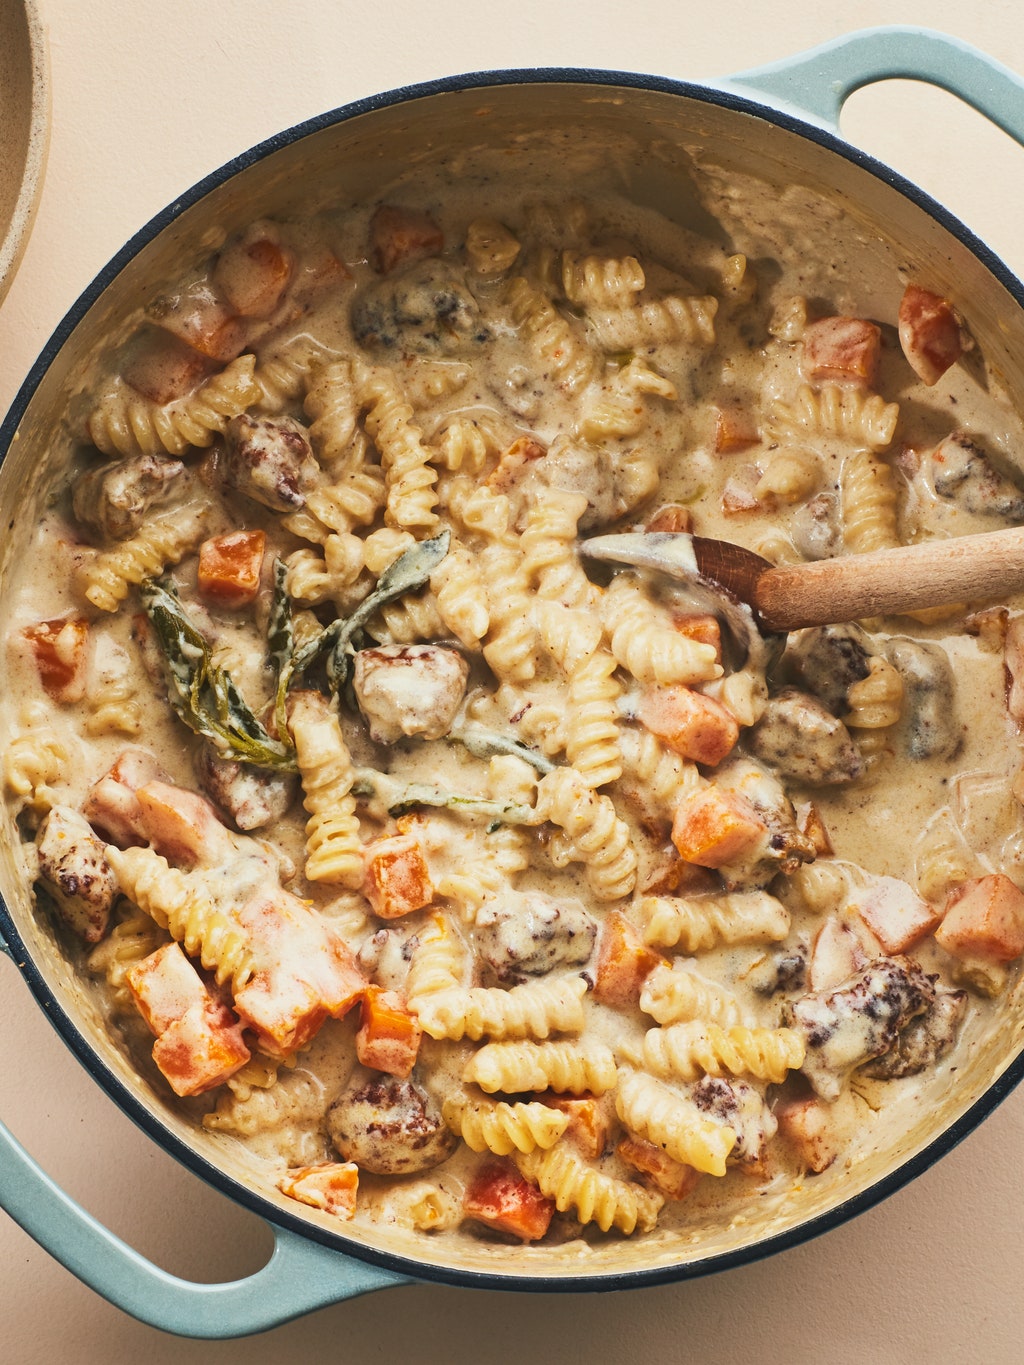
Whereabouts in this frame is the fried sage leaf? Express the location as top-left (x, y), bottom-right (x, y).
top-left (351, 767), bottom-right (536, 826)
top-left (285, 529), bottom-right (451, 694)
top-left (447, 724), bottom-right (556, 774)
top-left (141, 580), bottom-right (297, 771)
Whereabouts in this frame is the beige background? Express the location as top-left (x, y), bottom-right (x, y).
top-left (2, 1), bottom-right (1024, 1359)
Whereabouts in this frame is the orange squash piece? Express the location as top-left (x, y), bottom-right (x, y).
top-left (593, 911), bottom-right (664, 1008)
top-left (356, 985), bottom-right (422, 1078)
top-left (936, 874), bottom-right (1024, 963)
top-left (363, 834), bottom-right (434, 919)
top-left (638, 685), bottom-right (738, 766)
top-left (198, 529), bottom-right (266, 607)
top-left (22, 616), bottom-right (89, 703)
top-left (671, 786), bottom-right (768, 868)
top-left (464, 1161), bottom-right (554, 1242)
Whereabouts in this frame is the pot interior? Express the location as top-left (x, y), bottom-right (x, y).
top-left (3, 73), bottom-right (1024, 1286)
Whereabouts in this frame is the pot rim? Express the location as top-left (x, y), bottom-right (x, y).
top-left (3, 62), bottom-right (1024, 1293)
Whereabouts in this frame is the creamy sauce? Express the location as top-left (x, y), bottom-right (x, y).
top-left (5, 161), bottom-right (1024, 1259)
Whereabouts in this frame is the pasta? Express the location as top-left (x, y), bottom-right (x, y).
top-left (441, 1093), bottom-right (569, 1155)
top-left (640, 892), bottom-right (791, 952)
top-left (462, 1039), bottom-right (618, 1095)
top-left (639, 960), bottom-right (747, 1028)
top-left (516, 1145), bottom-right (664, 1235)
top-left (615, 1071), bottom-right (736, 1177)
top-left (629, 1021), bottom-right (806, 1085)
top-left (105, 846), bottom-right (255, 990)
top-left (12, 158), bottom-right (1024, 1264)
top-left (413, 975), bottom-right (588, 1042)
top-left (288, 690), bottom-right (363, 888)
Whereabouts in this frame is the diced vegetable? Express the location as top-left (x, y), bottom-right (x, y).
top-left (232, 891), bottom-right (366, 1054)
top-left (214, 235), bottom-right (293, 318)
top-left (638, 685), bottom-right (739, 766)
top-left (277, 1162), bottom-right (359, 1219)
top-left (645, 503), bottom-right (692, 534)
top-left (808, 916), bottom-right (868, 992)
top-left (671, 613), bottom-right (722, 661)
top-left (22, 617), bottom-right (89, 704)
top-left (593, 910), bottom-right (664, 1007)
top-left (134, 779), bottom-right (237, 867)
top-left (121, 326), bottom-right (215, 403)
top-left (774, 1094), bottom-right (837, 1173)
top-left (713, 404), bottom-right (758, 453)
top-left (618, 1136), bottom-right (701, 1199)
top-left (802, 316), bottom-right (881, 386)
top-left (463, 1160), bottom-right (554, 1241)
top-left (363, 834), bottom-right (434, 919)
top-left (356, 985), bottom-right (423, 1078)
top-left (126, 942), bottom-right (250, 1096)
top-left (936, 874), bottom-right (1024, 963)
top-left (671, 786), bottom-right (769, 868)
top-left (84, 749), bottom-right (167, 847)
top-left (536, 1093), bottom-right (608, 1160)
top-left (370, 205), bottom-right (444, 275)
top-left (197, 529), bottom-right (267, 607)
top-left (898, 284), bottom-right (963, 386)
top-left (148, 280), bottom-right (245, 363)
top-left (852, 875), bottom-right (942, 954)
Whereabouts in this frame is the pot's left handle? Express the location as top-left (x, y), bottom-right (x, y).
top-left (0, 1111), bottom-right (411, 1337)
top-left (724, 24), bottom-right (1024, 147)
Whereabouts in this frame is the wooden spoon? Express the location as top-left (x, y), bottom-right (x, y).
top-left (580, 527), bottom-right (1024, 633)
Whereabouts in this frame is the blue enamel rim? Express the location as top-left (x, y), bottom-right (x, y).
top-left (3, 64), bottom-right (1024, 1295)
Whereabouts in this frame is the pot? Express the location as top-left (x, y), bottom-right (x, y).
top-left (2, 24), bottom-right (1024, 1338)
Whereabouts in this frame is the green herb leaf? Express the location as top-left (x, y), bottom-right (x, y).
top-left (141, 580), bottom-right (298, 771)
top-left (447, 724), bottom-right (556, 774)
top-left (285, 529), bottom-right (451, 695)
top-left (351, 767), bottom-right (536, 825)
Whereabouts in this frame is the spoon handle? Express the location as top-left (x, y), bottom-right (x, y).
top-left (755, 525), bottom-right (1024, 631)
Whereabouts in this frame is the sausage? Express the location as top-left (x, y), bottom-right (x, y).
top-left (221, 413), bottom-right (319, 512)
top-left (519, 437), bottom-right (658, 531)
top-left (473, 890), bottom-right (597, 984)
top-left (194, 743), bottom-right (297, 831)
top-left (712, 757), bottom-right (817, 890)
top-left (880, 637), bottom-right (960, 760)
top-left (36, 806), bottom-right (117, 944)
top-left (327, 1070), bottom-right (456, 1175)
top-left (859, 987), bottom-right (967, 1080)
top-left (785, 956), bottom-right (936, 1100)
top-left (926, 431), bottom-right (1024, 520)
top-left (351, 258), bottom-right (488, 356)
top-left (690, 1075), bottom-right (778, 1165)
top-left (72, 453), bottom-right (185, 542)
top-left (784, 623), bottom-right (874, 714)
top-left (749, 689), bottom-right (863, 786)
top-left (353, 644), bottom-right (469, 744)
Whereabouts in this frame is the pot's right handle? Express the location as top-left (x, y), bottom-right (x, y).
top-left (726, 25), bottom-right (1024, 147)
top-left (0, 1108), bottom-right (410, 1337)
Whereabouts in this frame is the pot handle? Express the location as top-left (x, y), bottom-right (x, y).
top-left (0, 1109), bottom-right (411, 1337)
top-left (725, 25), bottom-right (1024, 146)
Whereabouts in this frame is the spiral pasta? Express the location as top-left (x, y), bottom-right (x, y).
top-left (765, 383), bottom-right (899, 452)
top-left (841, 450), bottom-right (901, 554)
top-left (429, 538), bottom-right (490, 647)
top-left (639, 960), bottom-right (746, 1028)
top-left (304, 358), bottom-right (357, 465)
top-left (535, 766), bottom-right (637, 902)
top-left (560, 251), bottom-right (646, 310)
top-left (412, 974), bottom-right (588, 1042)
top-left (630, 1021), bottom-right (806, 1085)
top-left (78, 506), bottom-right (209, 613)
top-left (354, 359), bottom-right (440, 533)
top-left (504, 275), bottom-right (593, 391)
top-left (515, 1145), bottom-right (664, 1235)
top-left (106, 846), bottom-right (254, 991)
top-left (288, 691), bottom-right (363, 888)
top-left (405, 914), bottom-right (466, 1000)
top-left (86, 354), bottom-right (260, 457)
top-left (203, 1070), bottom-right (327, 1168)
top-left (586, 293), bottom-right (717, 350)
top-left (601, 574), bottom-right (721, 685)
top-left (442, 1093), bottom-right (569, 1155)
top-left (463, 1038), bottom-right (618, 1096)
top-left (520, 487), bottom-right (593, 609)
top-left (640, 892), bottom-right (791, 952)
top-left (615, 1070), bottom-right (736, 1176)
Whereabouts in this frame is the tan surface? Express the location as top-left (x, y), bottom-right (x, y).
top-left (1, 1), bottom-right (1024, 1359)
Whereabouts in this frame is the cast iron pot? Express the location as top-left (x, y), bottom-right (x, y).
top-left (2, 25), bottom-right (1024, 1338)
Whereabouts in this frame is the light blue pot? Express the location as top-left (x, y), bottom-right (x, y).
top-left (2, 25), bottom-right (1024, 1339)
